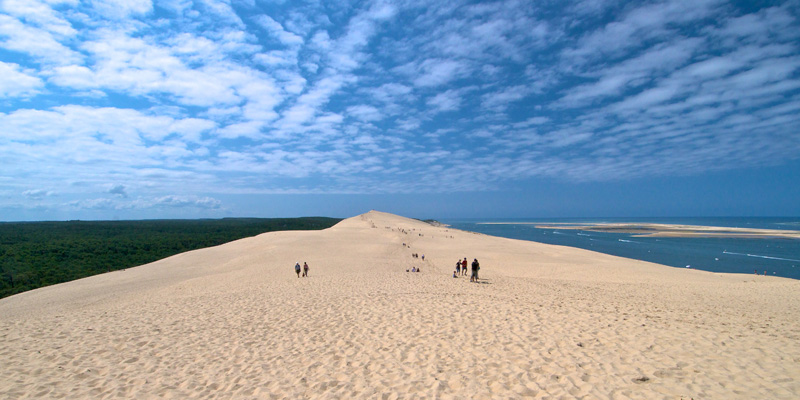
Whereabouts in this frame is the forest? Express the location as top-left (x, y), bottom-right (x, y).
top-left (0, 217), bottom-right (341, 299)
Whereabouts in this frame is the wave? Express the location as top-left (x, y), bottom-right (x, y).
top-left (723, 251), bottom-right (800, 263)
top-left (577, 233), bottom-right (591, 237)
top-left (618, 239), bottom-right (642, 244)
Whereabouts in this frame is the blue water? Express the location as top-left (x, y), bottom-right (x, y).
top-left (444, 217), bottom-right (800, 280)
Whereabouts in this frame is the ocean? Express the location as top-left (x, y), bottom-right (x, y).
top-left (443, 217), bottom-right (800, 280)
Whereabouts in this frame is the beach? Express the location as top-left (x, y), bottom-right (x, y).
top-left (528, 223), bottom-right (800, 239)
top-left (1, 210), bottom-right (799, 399)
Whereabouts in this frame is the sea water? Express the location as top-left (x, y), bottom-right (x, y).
top-left (444, 217), bottom-right (800, 280)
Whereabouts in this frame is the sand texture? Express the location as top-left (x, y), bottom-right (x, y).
top-left (2, 210), bottom-right (799, 399)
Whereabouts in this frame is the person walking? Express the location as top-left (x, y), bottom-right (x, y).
top-left (471, 258), bottom-right (480, 282)
top-left (456, 260), bottom-right (461, 276)
top-left (295, 262), bottom-right (301, 278)
top-left (462, 258), bottom-right (468, 276)
top-left (303, 262), bottom-right (309, 277)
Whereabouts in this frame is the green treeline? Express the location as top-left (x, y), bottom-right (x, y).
top-left (0, 217), bottom-right (341, 299)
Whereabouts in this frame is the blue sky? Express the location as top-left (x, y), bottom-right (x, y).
top-left (1, 0), bottom-right (799, 221)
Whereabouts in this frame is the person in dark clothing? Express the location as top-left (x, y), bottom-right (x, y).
top-left (471, 259), bottom-right (480, 282)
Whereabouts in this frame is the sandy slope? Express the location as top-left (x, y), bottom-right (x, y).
top-left (1, 210), bottom-right (799, 399)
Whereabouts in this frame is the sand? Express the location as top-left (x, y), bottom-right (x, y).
top-left (527, 222), bottom-right (800, 239)
top-left (1, 210), bottom-right (799, 399)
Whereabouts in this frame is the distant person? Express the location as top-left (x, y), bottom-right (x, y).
top-left (422, 254), bottom-right (425, 261)
top-left (417, 267), bottom-right (421, 273)
top-left (412, 267), bottom-right (416, 272)
top-left (303, 262), bottom-right (309, 277)
top-left (295, 262), bottom-right (301, 278)
top-left (462, 258), bottom-right (468, 276)
top-left (453, 271), bottom-right (458, 278)
top-left (456, 260), bottom-right (461, 275)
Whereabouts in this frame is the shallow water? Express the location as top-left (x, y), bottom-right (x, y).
top-left (445, 217), bottom-right (800, 280)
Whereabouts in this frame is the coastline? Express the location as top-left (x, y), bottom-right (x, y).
top-left (479, 222), bottom-right (800, 239)
top-left (2, 211), bottom-right (799, 398)
top-left (461, 219), bottom-right (800, 279)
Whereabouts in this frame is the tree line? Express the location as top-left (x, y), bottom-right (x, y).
top-left (0, 217), bottom-right (341, 299)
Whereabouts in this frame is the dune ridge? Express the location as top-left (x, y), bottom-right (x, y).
top-left (2, 210), bottom-right (799, 399)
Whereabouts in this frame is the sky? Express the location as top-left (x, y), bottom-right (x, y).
top-left (1, 0), bottom-right (799, 221)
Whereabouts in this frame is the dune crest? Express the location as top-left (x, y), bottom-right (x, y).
top-left (2, 210), bottom-right (799, 398)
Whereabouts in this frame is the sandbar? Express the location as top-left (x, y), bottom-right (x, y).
top-left (481, 221), bottom-right (800, 239)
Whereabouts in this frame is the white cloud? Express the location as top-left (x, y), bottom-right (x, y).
top-left (254, 15), bottom-right (304, 46)
top-left (326, 2), bottom-right (396, 72)
top-left (254, 50), bottom-right (297, 66)
top-left (151, 195), bottom-right (222, 209)
top-left (395, 117), bottom-right (420, 131)
top-left (427, 89), bottom-right (462, 113)
top-left (75, 30), bottom-right (245, 107)
top-left (562, 0), bottom-right (724, 65)
top-left (609, 84), bottom-right (681, 114)
top-left (0, 14), bottom-right (82, 65)
top-left (367, 83), bottom-right (413, 103)
top-left (198, 0), bottom-right (244, 27)
top-left (47, 65), bottom-right (96, 88)
top-left (512, 117), bottom-right (549, 128)
top-left (557, 38), bottom-right (703, 107)
top-left (274, 73), bottom-right (355, 131)
top-left (410, 59), bottom-right (470, 87)
top-left (90, 0), bottom-right (153, 19)
top-left (1, 105), bottom-right (214, 148)
top-left (2, 0), bottom-right (800, 212)
top-left (157, 0), bottom-right (193, 14)
top-left (43, 28), bottom-right (287, 127)
top-left (405, 0), bottom-right (552, 65)
top-left (1, 0), bottom-right (77, 37)
top-left (481, 85), bottom-right (531, 111)
top-left (216, 120), bottom-right (267, 140)
top-left (346, 105), bottom-right (382, 122)
top-left (0, 62), bottom-right (44, 98)
top-left (22, 189), bottom-right (55, 199)
top-left (714, 5), bottom-right (798, 45)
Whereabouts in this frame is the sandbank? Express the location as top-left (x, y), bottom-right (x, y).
top-left (480, 222), bottom-right (800, 239)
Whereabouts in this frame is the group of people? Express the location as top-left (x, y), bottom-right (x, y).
top-left (454, 257), bottom-right (480, 282)
top-left (755, 269), bottom-right (772, 276)
top-left (293, 256), bottom-right (481, 280)
top-left (411, 253), bottom-right (424, 260)
top-left (294, 262), bottom-right (310, 278)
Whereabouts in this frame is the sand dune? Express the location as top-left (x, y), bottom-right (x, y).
top-left (2, 210), bottom-right (799, 399)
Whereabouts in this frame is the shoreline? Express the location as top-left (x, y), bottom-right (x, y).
top-left (464, 220), bottom-right (800, 279)
top-left (477, 221), bottom-right (800, 239)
